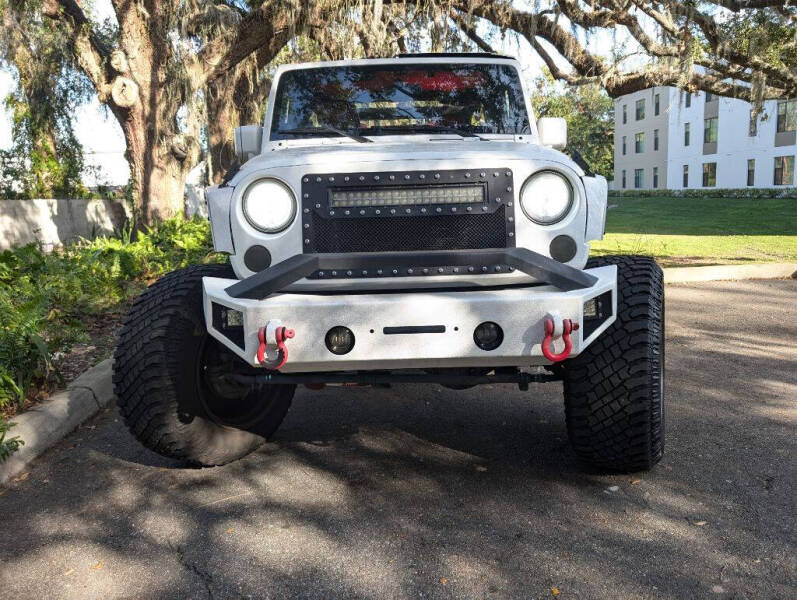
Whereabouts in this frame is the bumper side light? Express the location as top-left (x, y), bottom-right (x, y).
top-left (582, 291), bottom-right (613, 338)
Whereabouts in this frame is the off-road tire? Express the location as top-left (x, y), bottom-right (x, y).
top-left (562, 255), bottom-right (664, 472)
top-left (112, 264), bottom-right (295, 466)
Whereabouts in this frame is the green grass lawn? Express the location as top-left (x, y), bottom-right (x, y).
top-left (591, 196), bottom-right (797, 266)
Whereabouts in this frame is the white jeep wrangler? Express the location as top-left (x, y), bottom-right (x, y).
top-left (113, 54), bottom-right (664, 472)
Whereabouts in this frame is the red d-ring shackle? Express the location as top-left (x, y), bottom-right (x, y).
top-left (542, 317), bottom-right (579, 362)
top-left (257, 325), bottom-right (295, 370)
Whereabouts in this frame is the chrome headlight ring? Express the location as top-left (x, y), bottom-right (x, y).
top-left (242, 178), bottom-right (297, 234)
top-left (519, 170), bottom-right (575, 225)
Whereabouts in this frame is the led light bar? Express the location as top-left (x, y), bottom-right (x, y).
top-left (329, 184), bottom-right (485, 208)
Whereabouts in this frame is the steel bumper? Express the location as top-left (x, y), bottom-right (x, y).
top-left (203, 260), bottom-right (617, 372)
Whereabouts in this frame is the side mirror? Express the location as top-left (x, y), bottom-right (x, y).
top-left (537, 117), bottom-right (567, 150)
top-left (234, 125), bottom-right (264, 163)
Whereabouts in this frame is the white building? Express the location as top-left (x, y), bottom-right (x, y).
top-left (613, 87), bottom-right (796, 190)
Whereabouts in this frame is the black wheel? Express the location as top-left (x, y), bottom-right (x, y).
top-left (112, 263), bottom-right (295, 466)
top-left (562, 255), bottom-right (664, 472)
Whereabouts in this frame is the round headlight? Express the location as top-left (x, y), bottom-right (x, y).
top-left (242, 178), bottom-right (296, 233)
top-left (519, 171), bottom-right (574, 225)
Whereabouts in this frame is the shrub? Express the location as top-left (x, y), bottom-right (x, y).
top-left (0, 215), bottom-right (220, 461)
top-left (0, 419), bottom-right (23, 461)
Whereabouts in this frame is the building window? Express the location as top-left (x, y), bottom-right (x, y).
top-left (684, 122), bottom-right (690, 146)
top-left (653, 167), bottom-right (659, 189)
top-left (622, 136), bottom-right (626, 155)
top-left (636, 99), bottom-right (645, 120)
top-left (685, 92), bottom-right (691, 108)
top-left (683, 165), bottom-right (689, 187)
top-left (747, 159), bottom-right (755, 186)
top-left (704, 117), bottom-right (718, 143)
top-left (776, 100), bottom-right (797, 133)
top-left (749, 110), bottom-right (758, 137)
top-left (635, 132), bottom-right (645, 153)
top-left (623, 104), bottom-right (627, 124)
top-left (654, 93), bottom-right (660, 116)
top-left (654, 129), bottom-right (659, 151)
top-left (705, 92), bottom-right (715, 103)
top-left (634, 169), bottom-right (644, 189)
top-left (702, 162), bottom-right (717, 187)
top-left (622, 170), bottom-right (626, 189)
top-left (774, 155), bottom-right (795, 185)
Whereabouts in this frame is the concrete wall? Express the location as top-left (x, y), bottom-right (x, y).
top-left (0, 198), bottom-right (129, 251)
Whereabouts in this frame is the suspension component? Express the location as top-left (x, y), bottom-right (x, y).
top-left (542, 316), bottom-right (579, 362)
top-left (257, 324), bottom-right (295, 370)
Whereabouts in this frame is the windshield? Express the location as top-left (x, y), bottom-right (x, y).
top-left (270, 62), bottom-right (530, 140)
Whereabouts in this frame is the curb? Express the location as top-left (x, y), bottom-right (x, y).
top-left (663, 263), bottom-right (797, 284)
top-left (0, 359), bottom-right (114, 487)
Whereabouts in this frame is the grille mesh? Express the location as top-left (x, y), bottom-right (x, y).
top-left (311, 209), bottom-right (508, 253)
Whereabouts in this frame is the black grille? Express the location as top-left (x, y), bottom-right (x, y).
top-left (312, 209), bottom-right (508, 254)
top-left (301, 168), bottom-right (515, 278)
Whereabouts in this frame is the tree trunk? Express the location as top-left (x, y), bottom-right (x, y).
top-left (103, 1), bottom-right (203, 225)
top-left (206, 78), bottom-right (238, 186)
top-left (25, 87), bottom-right (60, 197)
top-left (206, 54), bottom-right (272, 184)
top-left (119, 109), bottom-right (197, 223)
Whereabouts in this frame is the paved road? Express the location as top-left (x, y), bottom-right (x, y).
top-left (1, 280), bottom-right (795, 599)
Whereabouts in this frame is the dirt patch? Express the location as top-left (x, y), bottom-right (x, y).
top-left (55, 311), bottom-right (123, 384)
top-left (1, 311), bottom-right (124, 420)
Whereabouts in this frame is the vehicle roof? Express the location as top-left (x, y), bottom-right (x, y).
top-left (272, 54), bottom-right (523, 75)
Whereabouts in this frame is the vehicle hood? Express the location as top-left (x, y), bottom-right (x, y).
top-left (233, 139), bottom-right (584, 183)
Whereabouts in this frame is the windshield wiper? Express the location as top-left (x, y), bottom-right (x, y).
top-left (277, 125), bottom-right (372, 143)
top-left (367, 124), bottom-right (488, 140)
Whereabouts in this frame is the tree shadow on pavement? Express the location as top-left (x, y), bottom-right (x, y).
top-left (0, 280), bottom-right (794, 599)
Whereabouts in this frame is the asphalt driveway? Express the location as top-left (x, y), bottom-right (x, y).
top-left (0, 279), bottom-right (795, 599)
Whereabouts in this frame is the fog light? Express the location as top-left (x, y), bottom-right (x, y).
top-left (325, 326), bottom-right (355, 355)
top-left (473, 321), bottom-right (503, 351)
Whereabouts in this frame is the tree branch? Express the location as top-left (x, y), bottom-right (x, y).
top-left (449, 9), bottom-right (497, 53)
top-left (42, 0), bottom-right (113, 98)
top-left (459, 0), bottom-right (794, 99)
top-left (198, 0), bottom-right (341, 87)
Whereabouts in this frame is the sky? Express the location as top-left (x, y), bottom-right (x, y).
top-left (0, 1), bottom-right (623, 187)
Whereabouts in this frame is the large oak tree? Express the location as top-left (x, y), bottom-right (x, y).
top-left (32, 0), bottom-right (797, 223)
top-left (41, 0), bottom-right (347, 222)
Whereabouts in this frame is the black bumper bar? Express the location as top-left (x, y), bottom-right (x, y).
top-left (225, 248), bottom-right (598, 300)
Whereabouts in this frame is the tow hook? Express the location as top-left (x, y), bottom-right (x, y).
top-left (257, 322), bottom-right (295, 370)
top-left (542, 312), bottom-right (579, 363)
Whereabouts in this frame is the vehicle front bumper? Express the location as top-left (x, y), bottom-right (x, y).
top-left (203, 264), bottom-right (617, 373)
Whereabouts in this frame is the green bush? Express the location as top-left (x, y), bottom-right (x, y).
top-left (0, 216), bottom-right (220, 461)
top-left (0, 420), bottom-right (23, 461)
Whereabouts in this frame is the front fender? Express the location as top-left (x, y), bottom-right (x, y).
top-left (583, 174), bottom-right (608, 242)
top-left (206, 185), bottom-right (235, 254)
